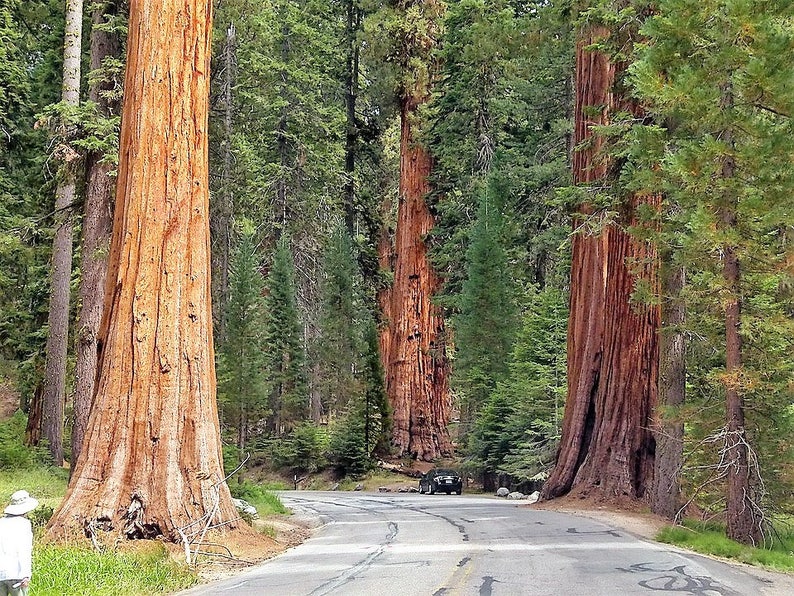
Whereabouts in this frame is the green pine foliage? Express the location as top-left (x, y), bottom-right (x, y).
top-left (627, 0), bottom-right (794, 513)
top-left (263, 236), bottom-right (309, 436)
top-left (216, 222), bottom-right (270, 475)
top-left (315, 226), bottom-right (363, 417)
top-left (453, 187), bottom-right (517, 426)
top-left (469, 288), bottom-right (568, 485)
top-left (0, 0), bottom-right (63, 398)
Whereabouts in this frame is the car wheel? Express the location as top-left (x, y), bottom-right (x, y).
top-left (418, 484), bottom-right (424, 494)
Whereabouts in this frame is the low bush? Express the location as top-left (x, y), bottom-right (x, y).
top-left (230, 481), bottom-right (287, 516)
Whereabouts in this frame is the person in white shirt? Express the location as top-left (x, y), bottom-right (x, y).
top-left (0, 490), bottom-right (37, 596)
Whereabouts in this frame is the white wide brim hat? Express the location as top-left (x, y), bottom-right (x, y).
top-left (4, 490), bottom-right (39, 516)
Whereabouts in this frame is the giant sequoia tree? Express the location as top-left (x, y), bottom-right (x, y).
top-left (541, 16), bottom-right (659, 502)
top-left (380, 0), bottom-right (452, 460)
top-left (48, 0), bottom-right (240, 541)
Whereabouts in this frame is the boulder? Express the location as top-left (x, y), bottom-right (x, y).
top-left (527, 491), bottom-right (541, 504)
top-left (354, 483), bottom-right (364, 491)
top-left (330, 483), bottom-right (340, 491)
top-left (232, 498), bottom-right (259, 518)
top-left (507, 491), bottom-right (526, 500)
top-left (496, 487), bottom-right (510, 498)
top-left (378, 486), bottom-right (392, 493)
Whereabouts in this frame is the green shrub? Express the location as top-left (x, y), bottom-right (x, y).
top-left (230, 481), bottom-right (287, 516)
top-left (0, 412), bottom-right (49, 469)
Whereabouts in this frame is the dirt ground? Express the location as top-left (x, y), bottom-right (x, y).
top-left (188, 514), bottom-right (316, 583)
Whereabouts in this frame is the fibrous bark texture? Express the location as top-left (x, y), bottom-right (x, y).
top-left (72, 0), bottom-right (124, 474)
top-left (42, 0), bottom-right (84, 467)
top-left (382, 96), bottom-right (451, 461)
top-left (651, 254), bottom-right (685, 520)
top-left (48, 0), bottom-right (240, 542)
top-left (541, 26), bottom-right (659, 502)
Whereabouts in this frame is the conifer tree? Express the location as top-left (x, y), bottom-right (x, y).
top-left (217, 223), bottom-right (269, 480)
top-left (630, 0), bottom-right (793, 543)
top-left (454, 186), bottom-right (517, 433)
top-left (316, 226), bottom-right (362, 419)
top-left (264, 236), bottom-right (308, 436)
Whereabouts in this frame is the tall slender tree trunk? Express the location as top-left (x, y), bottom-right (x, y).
top-left (720, 84), bottom-right (763, 545)
top-left (343, 0), bottom-right (361, 237)
top-left (72, 0), bottom-right (124, 475)
top-left (42, 0), bottom-right (84, 467)
top-left (652, 248), bottom-right (685, 519)
top-left (210, 21), bottom-right (235, 342)
top-left (48, 0), bottom-right (241, 542)
top-left (541, 24), bottom-right (659, 501)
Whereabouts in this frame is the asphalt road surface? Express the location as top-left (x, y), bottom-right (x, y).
top-left (184, 491), bottom-right (789, 595)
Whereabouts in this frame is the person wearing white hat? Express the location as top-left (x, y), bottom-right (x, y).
top-left (0, 490), bottom-right (38, 596)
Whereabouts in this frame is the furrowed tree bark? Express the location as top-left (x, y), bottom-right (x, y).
top-left (72, 0), bottom-right (124, 475)
top-left (382, 0), bottom-right (451, 460)
top-left (541, 24), bottom-right (659, 501)
top-left (651, 248), bottom-right (685, 520)
top-left (42, 0), bottom-right (84, 467)
top-left (720, 84), bottom-right (763, 545)
top-left (48, 0), bottom-right (241, 542)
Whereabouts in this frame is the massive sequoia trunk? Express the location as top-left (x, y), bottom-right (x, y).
top-left (48, 0), bottom-right (240, 542)
top-left (540, 25), bottom-right (659, 501)
top-left (385, 98), bottom-right (452, 460)
top-left (72, 0), bottom-right (124, 474)
top-left (380, 1), bottom-right (451, 461)
top-left (42, 0), bottom-right (84, 467)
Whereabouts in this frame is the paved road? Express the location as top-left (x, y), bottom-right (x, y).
top-left (185, 491), bottom-right (788, 595)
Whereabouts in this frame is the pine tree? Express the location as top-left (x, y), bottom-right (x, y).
top-left (469, 288), bottom-right (567, 488)
top-left (264, 236), bottom-right (308, 436)
top-left (217, 223), bottom-right (269, 481)
top-left (453, 186), bottom-right (517, 433)
top-left (315, 226), bottom-right (362, 419)
top-left (629, 0), bottom-right (794, 543)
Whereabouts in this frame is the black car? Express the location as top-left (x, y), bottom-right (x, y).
top-left (419, 468), bottom-right (463, 495)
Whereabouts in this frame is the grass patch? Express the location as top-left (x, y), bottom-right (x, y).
top-left (31, 542), bottom-right (197, 596)
top-left (230, 481), bottom-right (288, 516)
top-left (656, 519), bottom-right (794, 573)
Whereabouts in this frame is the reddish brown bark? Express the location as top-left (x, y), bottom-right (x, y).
top-left (541, 26), bottom-right (659, 501)
top-left (385, 98), bottom-right (451, 461)
top-left (48, 0), bottom-right (240, 542)
top-left (71, 1), bottom-right (124, 475)
top-left (378, 1), bottom-right (451, 461)
top-left (651, 252), bottom-right (685, 520)
top-left (719, 92), bottom-right (763, 544)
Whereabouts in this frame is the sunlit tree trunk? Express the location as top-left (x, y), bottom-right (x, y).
top-left (381, 0), bottom-right (451, 460)
top-left (72, 0), bottom-right (124, 475)
top-left (48, 0), bottom-right (240, 541)
top-left (42, 0), bottom-right (84, 467)
top-left (541, 25), bottom-right (659, 501)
